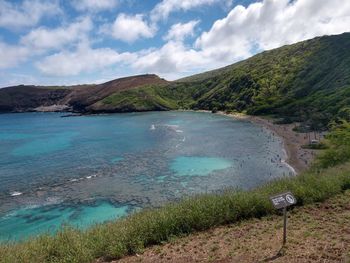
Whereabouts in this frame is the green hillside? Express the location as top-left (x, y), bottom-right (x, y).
top-left (96, 33), bottom-right (350, 128)
top-left (87, 83), bottom-right (196, 112)
top-left (181, 33), bottom-right (350, 126)
top-left (1, 33), bottom-right (349, 128)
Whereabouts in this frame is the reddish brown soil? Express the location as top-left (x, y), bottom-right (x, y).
top-left (65, 74), bottom-right (169, 108)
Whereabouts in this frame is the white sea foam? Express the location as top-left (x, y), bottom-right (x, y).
top-left (10, 191), bottom-right (22, 197)
top-left (280, 147), bottom-right (297, 175)
top-left (281, 159), bottom-right (297, 175)
top-left (175, 130), bottom-right (183, 133)
top-left (150, 124), bottom-right (156, 130)
top-left (86, 174), bottom-right (97, 179)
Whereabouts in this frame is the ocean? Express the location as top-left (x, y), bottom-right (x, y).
top-left (0, 111), bottom-right (293, 241)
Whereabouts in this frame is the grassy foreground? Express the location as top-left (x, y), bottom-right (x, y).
top-left (118, 190), bottom-right (350, 262)
top-left (1, 122), bottom-right (350, 263)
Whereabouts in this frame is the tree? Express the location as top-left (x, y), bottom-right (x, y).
top-left (317, 120), bottom-right (350, 168)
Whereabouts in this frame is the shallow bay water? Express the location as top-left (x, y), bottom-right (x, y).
top-left (0, 111), bottom-right (293, 240)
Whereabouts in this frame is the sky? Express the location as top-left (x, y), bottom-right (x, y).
top-left (0, 0), bottom-right (350, 87)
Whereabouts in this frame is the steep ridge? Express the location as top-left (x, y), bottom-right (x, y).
top-left (0, 33), bottom-right (349, 125)
top-left (0, 85), bottom-right (72, 113)
top-left (0, 74), bottom-right (168, 113)
top-left (178, 33), bottom-right (350, 126)
top-left (64, 74), bottom-right (168, 112)
top-left (81, 33), bottom-right (350, 125)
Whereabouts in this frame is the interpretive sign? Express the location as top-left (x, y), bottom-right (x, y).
top-left (269, 191), bottom-right (297, 247)
top-left (270, 191), bottom-right (296, 210)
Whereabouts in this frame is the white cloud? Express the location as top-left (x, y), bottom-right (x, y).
top-left (132, 0), bottom-right (350, 80)
top-left (21, 17), bottom-right (93, 51)
top-left (72, 0), bottom-right (119, 12)
top-left (195, 0), bottom-right (350, 62)
top-left (3, 0), bottom-right (350, 83)
top-left (0, 42), bottom-right (29, 69)
top-left (151, 0), bottom-right (225, 21)
top-left (36, 43), bottom-right (136, 76)
top-left (0, 0), bottom-right (61, 30)
top-left (107, 13), bottom-right (156, 43)
top-left (132, 41), bottom-right (211, 77)
top-left (0, 72), bottom-right (38, 87)
top-left (164, 20), bottom-right (200, 42)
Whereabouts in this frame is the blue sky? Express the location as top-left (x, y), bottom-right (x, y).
top-left (0, 0), bottom-right (349, 87)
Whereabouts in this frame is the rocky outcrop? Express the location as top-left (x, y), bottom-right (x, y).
top-left (0, 85), bottom-right (71, 113)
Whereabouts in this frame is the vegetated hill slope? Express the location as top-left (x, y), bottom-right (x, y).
top-left (177, 32), bottom-right (350, 127)
top-left (64, 74), bottom-right (169, 112)
top-left (91, 82), bottom-right (197, 113)
top-left (92, 33), bottom-right (350, 127)
top-left (1, 33), bottom-right (349, 123)
top-left (0, 74), bottom-right (168, 113)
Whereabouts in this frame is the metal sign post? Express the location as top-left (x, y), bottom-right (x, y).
top-left (283, 207), bottom-right (287, 245)
top-left (270, 191), bottom-right (296, 247)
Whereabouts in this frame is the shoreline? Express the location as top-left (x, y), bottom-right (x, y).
top-left (217, 112), bottom-right (316, 174)
top-left (2, 109), bottom-right (315, 174)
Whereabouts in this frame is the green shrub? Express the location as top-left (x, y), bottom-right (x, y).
top-left (317, 120), bottom-right (350, 168)
top-left (301, 143), bottom-right (328, 149)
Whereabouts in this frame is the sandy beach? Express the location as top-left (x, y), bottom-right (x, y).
top-left (180, 109), bottom-right (318, 174)
top-left (220, 112), bottom-right (318, 174)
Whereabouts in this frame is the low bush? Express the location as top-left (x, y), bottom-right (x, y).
top-left (301, 143), bottom-right (328, 150)
top-left (316, 120), bottom-right (350, 168)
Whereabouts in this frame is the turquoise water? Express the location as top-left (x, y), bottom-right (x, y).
top-left (0, 202), bottom-right (128, 241)
top-left (171, 157), bottom-right (232, 176)
top-left (111, 157), bottom-right (124, 163)
top-left (12, 132), bottom-right (78, 156)
top-left (0, 111), bottom-right (293, 241)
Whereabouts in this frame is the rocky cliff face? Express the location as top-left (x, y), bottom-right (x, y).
top-left (0, 86), bottom-right (71, 113)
